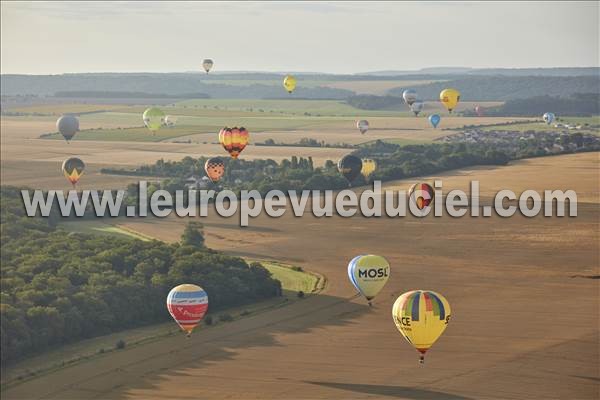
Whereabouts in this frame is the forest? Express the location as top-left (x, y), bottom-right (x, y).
top-left (0, 187), bottom-right (281, 364)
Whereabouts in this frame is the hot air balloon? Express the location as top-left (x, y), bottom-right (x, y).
top-left (205, 157), bottom-right (225, 182)
top-left (167, 284), bottom-right (209, 337)
top-left (474, 105), bottom-right (483, 117)
top-left (218, 127), bottom-right (249, 159)
top-left (143, 107), bottom-right (165, 132)
top-left (62, 157), bottom-right (85, 187)
top-left (356, 120), bottom-right (369, 134)
top-left (337, 155), bottom-right (362, 184)
top-left (348, 254), bottom-right (390, 306)
top-left (56, 115), bottom-right (79, 142)
top-left (283, 75), bottom-right (297, 93)
top-left (543, 112), bottom-right (555, 125)
top-left (429, 114), bottom-right (441, 129)
top-left (202, 59), bottom-right (214, 74)
top-left (439, 88), bottom-right (460, 113)
top-left (410, 101), bottom-right (424, 116)
top-left (408, 183), bottom-right (435, 210)
top-left (403, 89), bottom-right (418, 106)
top-left (361, 158), bottom-right (377, 180)
top-left (164, 115), bottom-right (177, 127)
top-left (392, 290), bottom-right (451, 363)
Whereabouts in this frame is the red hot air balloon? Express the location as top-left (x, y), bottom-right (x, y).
top-left (408, 183), bottom-right (435, 210)
top-left (167, 284), bottom-right (209, 337)
top-left (218, 127), bottom-right (249, 159)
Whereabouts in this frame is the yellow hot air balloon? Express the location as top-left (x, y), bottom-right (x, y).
top-left (348, 254), bottom-right (390, 305)
top-left (283, 75), bottom-right (297, 94)
top-left (392, 290), bottom-right (451, 363)
top-left (439, 88), bottom-right (460, 113)
top-left (361, 158), bottom-right (377, 180)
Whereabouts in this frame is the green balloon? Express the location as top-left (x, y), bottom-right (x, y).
top-left (143, 107), bottom-right (165, 132)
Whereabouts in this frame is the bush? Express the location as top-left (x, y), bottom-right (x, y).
top-left (240, 310), bottom-right (251, 316)
top-left (297, 291), bottom-right (305, 298)
top-left (291, 266), bottom-right (303, 272)
top-left (204, 315), bottom-right (213, 325)
top-left (219, 313), bottom-right (234, 322)
top-left (115, 340), bottom-right (126, 350)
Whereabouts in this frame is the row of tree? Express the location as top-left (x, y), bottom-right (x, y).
top-left (467, 93), bottom-right (600, 117)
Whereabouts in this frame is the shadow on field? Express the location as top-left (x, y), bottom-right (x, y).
top-left (304, 381), bottom-right (474, 400)
top-left (2, 293), bottom-right (372, 399)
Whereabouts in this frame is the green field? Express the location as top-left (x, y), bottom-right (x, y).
top-left (58, 220), bottom-right (153, 240)
top-left (171, 99), bottom-right (405, 117)
top-left (260, 262), bottom-right (320, 294)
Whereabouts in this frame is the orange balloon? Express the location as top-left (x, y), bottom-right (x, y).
top-left (218, 127), bottom-right (249, 159)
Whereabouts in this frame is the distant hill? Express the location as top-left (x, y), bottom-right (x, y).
top-left (360, 67), bottom-right (599, 77)
top-left (387, 75), bottom-right (600, 101)
top-left (472, 93), bottom-right (600, 117)
top-left (0, 73), bottom-right (354, 99)
top-left (2, 70), bottom-right (599, 100)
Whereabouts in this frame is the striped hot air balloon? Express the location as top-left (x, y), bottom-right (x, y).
top-left (218, 127), bottom-right (249, 159)
top-left (167, 284), bottom-right (209, 337)
top-left (356, 119), bottom-right (369, 134)
top-left (408, 183), bottom-right (435, 210)
top-left (392, 290), bottom-right (451, 363)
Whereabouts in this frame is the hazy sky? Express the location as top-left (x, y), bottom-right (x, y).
top-left (1, 1), bottom-right (598, 74)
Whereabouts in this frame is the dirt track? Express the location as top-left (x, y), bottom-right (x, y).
top-left (3, 153), bottom-right (599, 399)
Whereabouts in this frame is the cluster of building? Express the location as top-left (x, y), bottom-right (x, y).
top-left (441, 128), bottom-right (600, 155)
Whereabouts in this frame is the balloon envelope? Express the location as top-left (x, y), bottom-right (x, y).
top-left (56, 115), bottom-right (79, 142)
top-left (356, 120), bottom-right (369, 134)
top-left (392, 290), bottom-right (451, 362)
top-left (439, 88), bottom-right (460, 113)
top-left (361, 158), bottom-right (377, 179)
top-left (403, 89), bottom-right (418, 106)
top-left (429, 114), bottom-right (441, 128)
top-left (410, 101), bottom-right (424, 116)
top-left (143, 107), bottom-right (165, 132)
top-left (283, 75), bottom-right (297, 93)
top-left (164, 115), bottom-right (177, 127)
top-left (408, 183), bottom-right (435, 210)
top-left (543, 112), bottom-right (555, 125)
top-left (219, 127), bottom-right (249, 158)
top-left (202, 59), bottom-right (214, 73)
top-left (205, 157), bottom-right (225, 182)
top-left (475, 105), bottom-right (483, 117)
top-left (337, 155), bottom-right (362, 183)
top-left (167, 284), bottom-right (208, 335)
top-left (62, 157), bottom-right (85, 186)
top-left (348, 255), bottom-right (390, 301)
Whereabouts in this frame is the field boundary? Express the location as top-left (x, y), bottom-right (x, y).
top-left (0, 257), bottom-right (325, 391)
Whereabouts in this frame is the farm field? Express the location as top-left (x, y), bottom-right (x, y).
top-left (3, 152), bottom-right (597, 399)
top-left (1, 101), bottom-right (529, 191)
